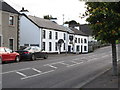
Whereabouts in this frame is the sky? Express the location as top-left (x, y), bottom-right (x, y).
top-left (4, 0), bottom-right (88, 25)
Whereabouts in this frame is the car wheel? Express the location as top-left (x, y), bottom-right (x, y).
top-left (15, 56), bottom-right (20, 62)
top-left (31, 54), bottom-right (36, 61)
top-left (0, 57), bottom-right (2, 64)
top-left (44, 55), bottom-right (48, 59)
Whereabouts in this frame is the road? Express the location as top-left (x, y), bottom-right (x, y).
top-left (1, 46), bottom-right (116, 88)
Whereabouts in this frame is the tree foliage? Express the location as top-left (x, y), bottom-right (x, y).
top-left (84, 2), bottom-right (120, 43)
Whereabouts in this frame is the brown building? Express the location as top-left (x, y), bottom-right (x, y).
top-left (0, 1), bottom-right (19, 50)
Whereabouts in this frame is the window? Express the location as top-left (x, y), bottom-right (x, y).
top-left (0, 36), bottom-right (1, 47)
top-left (76, 45), bottom-right (80, 51)
top-left (55, 32), bottom-right (58, 40)
top-left (55, 42), bottom-right (58, 51)
top-left (0, 48), bottom-right (5, 52)
top-left (49, 31), bottom-right (52, 39)
top-left (43, 30), bottom-right (46, 39)
top-left (43, 42), bottom-right (45, 51)
top-left (69, 35), bottom-right (73, 41)
top-left (9, 39), bottom-right (13, 50)
top-left (24, 44), bottom-right (29, 47)
top-left (30, 44), bottom-right (39, 47)
top-left (64, 43), bottom-right (66, 50)
top-left (81, 38), bottom-right (83, 43)
top-left (75, 38), bottom-right (77, 43)
top-left (49, 42), bottom-right (52, 51)
top-left (5, 48), bottom-right (12, 53)
top-left (84, 39), bottom-right (87, 43)
top-left (78, 38), bottom-right (80, 43)
top-left (84, 46), bottom-right (87, 51)
top-left (9, 16), bottom-right (14, 25)
top-left (64, 33), bottom-right (66, 40)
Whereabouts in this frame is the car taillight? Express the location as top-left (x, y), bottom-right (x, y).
top-left (24, 52), bottom-right (30, 54)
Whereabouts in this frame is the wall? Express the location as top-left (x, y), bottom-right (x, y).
top-left (42, 29), bottom-right (67, 53)
top-left (2, 11), bottom-right (18, 50)
top-left (19, 15), bottom-right (41, 49)
top-left (74, 35), bottom-right (88, 53)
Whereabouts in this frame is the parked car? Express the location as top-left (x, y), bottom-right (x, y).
top-left (16, 46), bottom-right (48, 60)
top-left (0, 47), bottom-right (20, 64)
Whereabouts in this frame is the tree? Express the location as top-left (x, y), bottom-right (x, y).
top-left (83, 2), bottom-right (120, 75)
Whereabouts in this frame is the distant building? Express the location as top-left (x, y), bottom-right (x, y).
top-left (80, 24), bottom-right (97, 42)
top-left (0, 1), bottom-right (19, 50)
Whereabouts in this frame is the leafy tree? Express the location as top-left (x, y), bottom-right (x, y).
top-left (83, 2), bottom-right (120, 75)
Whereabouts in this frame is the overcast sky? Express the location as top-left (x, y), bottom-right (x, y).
top-left (4, 0), bottom-right (87, 25)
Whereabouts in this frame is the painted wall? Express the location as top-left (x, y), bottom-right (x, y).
top-left (74, 35), bottom-right (88, 53)
top-left (19, 15), bottom-right (41, 49)
top-left (42, 29), bottom-right (67, 53)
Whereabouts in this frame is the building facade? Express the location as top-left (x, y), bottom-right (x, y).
top-left (19, 13), bottom-right (89, 53)
top-left (0, 1), bottom-right (19, 50)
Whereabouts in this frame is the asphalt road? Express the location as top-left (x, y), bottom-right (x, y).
top-left (1, 46), bottom-right (116, 88)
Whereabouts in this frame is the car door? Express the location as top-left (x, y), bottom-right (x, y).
top-left (1, 48), bottom-right (11, 61)
top-left (5, 48), bottom-right (15, 61)
top-left (34, 47), bottom-right (41, 58)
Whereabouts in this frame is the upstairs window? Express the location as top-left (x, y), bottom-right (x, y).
top-left (55, 32), bottom-right (58, 40)
top-left (49, 31), bottom-right (52, 39)
top-left (9, 16), bottom-right (14, 25)
top-left (75, 38), bottom-right (77, 43)
top-left (84, 39), bottom-right (87, 43)
top-left (81, 38), bottom-right (83, 43)
top-left (78, 38), bottom-right (80, 43)
top-left (43, 30), bottom-right (46, 39)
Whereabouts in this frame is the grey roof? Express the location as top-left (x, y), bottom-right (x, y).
top-left (27, 15), bottom-right (67, 32)
top-left (80, 24), bottom-right (92, 36)
top-left (0, 1), bottom-right (19, 14)
top-left (63, 26), bottom-right (74, 34)
top-left (70, 27), bottom-right (88, 36)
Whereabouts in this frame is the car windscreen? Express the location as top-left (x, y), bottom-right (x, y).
top-left (0, 48), bottom-right (5, 52)
top-left (24, 47), bottom-right (31, 50)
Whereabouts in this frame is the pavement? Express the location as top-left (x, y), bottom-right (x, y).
top-left (81, 61), bottom-right (120, 89)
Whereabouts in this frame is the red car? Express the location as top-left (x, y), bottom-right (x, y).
top-left (0, 47), bottom-right (20, 64)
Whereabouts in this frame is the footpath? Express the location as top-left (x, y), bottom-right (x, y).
top-left (81, 61), bottom-right (120, 89)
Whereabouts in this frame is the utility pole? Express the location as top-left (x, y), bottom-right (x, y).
top-left (63, 14), bottom-right (64, 25)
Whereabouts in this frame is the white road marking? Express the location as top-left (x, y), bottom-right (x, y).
top-left (1, 68), bottom-right (31, 75)
top-left (59, 62), bottom-right (70, 66)
top-left (21, 70), bottom-right (55, 80)
top-left (44, 64), bottom-right (58, 69)
top-left (32, 68), bottom-right (42, 73)
top-left (71, 61), bottom-right (80, 64)
top-left (16, 71), bottom-right (27, 77)
top-left (67, 62), bottom-right (83, 67)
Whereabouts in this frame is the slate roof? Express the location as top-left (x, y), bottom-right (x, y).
top-left (27, 15), bottom-right (67, 32)
top-left (0, 1), bottom-right (19, 14)
top-left (70, 27), bottom-right (88, 36)
top-left (63, 26), bottom-right (74, 34)
top-left (80, 24), bottom-right (92, 36)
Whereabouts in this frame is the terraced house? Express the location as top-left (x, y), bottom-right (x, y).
top-left (0, 1), bottom-right (19, 50)
top-left (19, 12), bottom-right (89, 53)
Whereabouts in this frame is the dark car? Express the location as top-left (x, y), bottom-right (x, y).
top-left (16, 46), bottom-right (48, 60)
